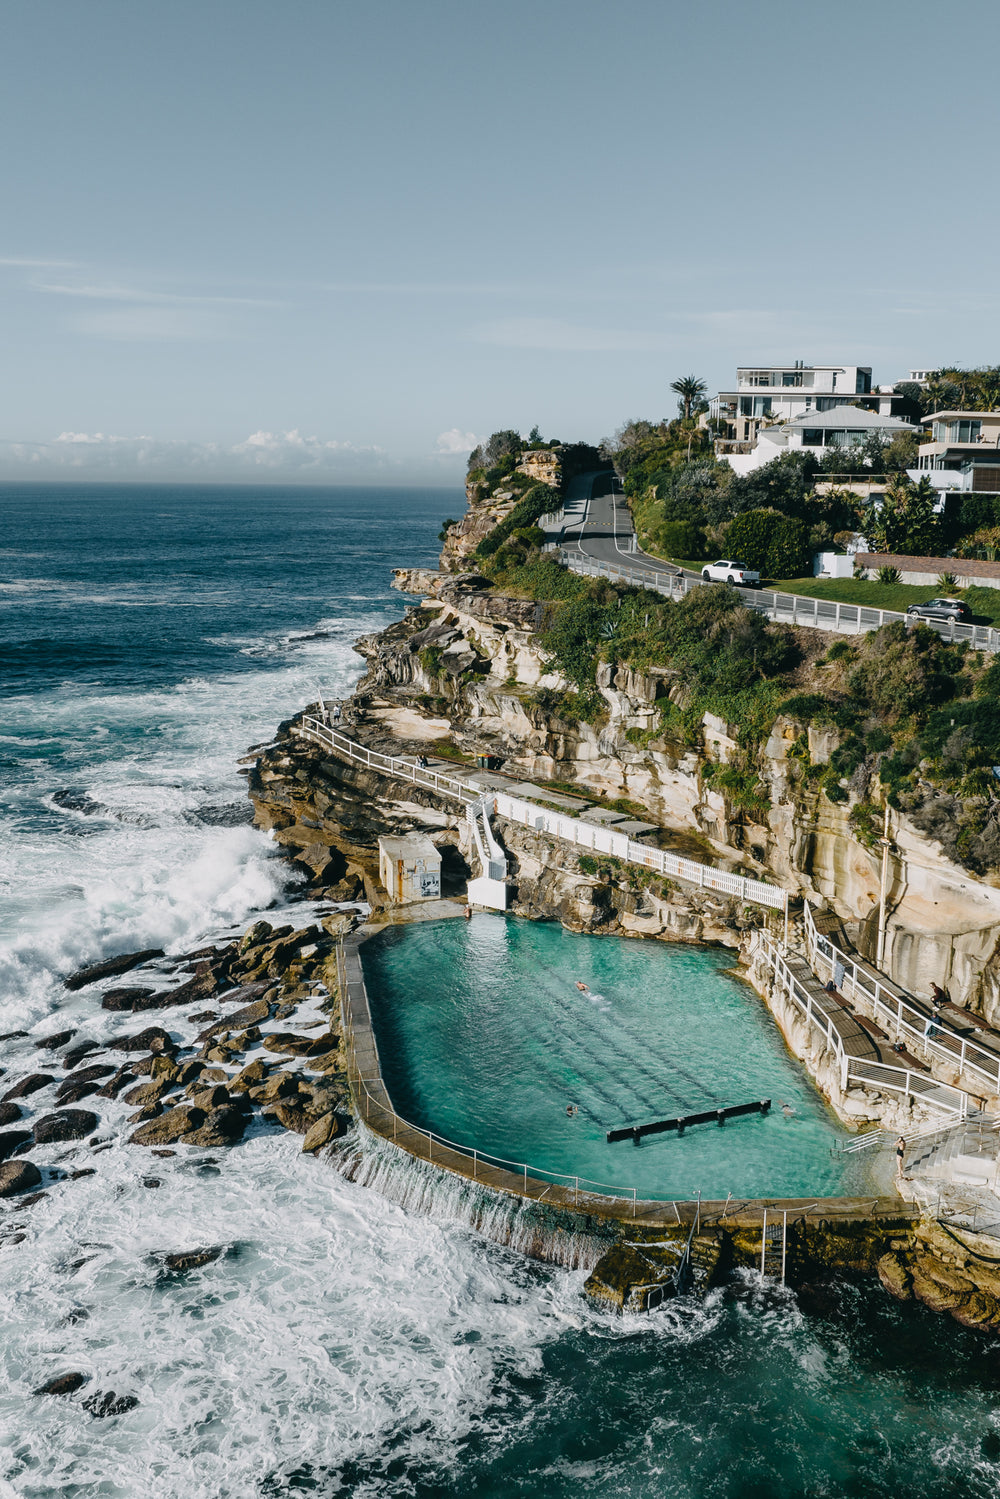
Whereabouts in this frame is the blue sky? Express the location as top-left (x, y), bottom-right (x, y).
top-left (2, 0), bottom-right (999, 484)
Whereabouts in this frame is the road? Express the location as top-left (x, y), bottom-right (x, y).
top-left (560, 470), bottom-right (725, 592)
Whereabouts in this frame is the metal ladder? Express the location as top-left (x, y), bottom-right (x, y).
top-left (760, 1208), bottom-right (787, 1283)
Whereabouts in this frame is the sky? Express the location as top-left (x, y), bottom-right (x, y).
top-left (1, 0), bottom-right (999, 485)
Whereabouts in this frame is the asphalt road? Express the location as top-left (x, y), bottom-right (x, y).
top-left (561, 471), bottom-right (701, 586)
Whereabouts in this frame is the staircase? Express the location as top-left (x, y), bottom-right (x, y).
top-left (905, 1116), bottom-right (1000, 1187)
top-left (466, 797), bottom-right (509, 911)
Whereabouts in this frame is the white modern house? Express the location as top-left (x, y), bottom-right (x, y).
top-left (710, 363), bottom-right (895, 452)
top-left (908, 411), bottom-right (1000, 495)
top-left (722, 407), bottom-right (917, 477)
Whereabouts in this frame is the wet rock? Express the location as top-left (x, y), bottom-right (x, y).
top-left (267, 1103), bottom-right (313, 1135)
top-left (239, 921), bottom-right (273, 953)
top-left (35, 1371), bottom-right (88, 1397)
top-left (229, 1058), bottom-right (269, 1093)
top-left (171, 1060), bottom-right (204, 1087)
top-left (196, 1066), bottom-right (228, 1084)
top-left (56, 1081), bottom-right (101, 1107)
top-left (183, 1106), bottom-right (247, 1147)
top-left (34, 1029), bottom-right (76, 1051)
top-left (82, 1390), bottom-right (139, 1418)
top-left (129, 974), bottom-right (218, 1011)
top-left (110, 1027), bottom-right (173, 1055)
top-left (308, 1049), bottom-right (343, 1075)
top-left (187, 1084), bottom-right (231, 1111)
top-left (301, 1111), bottom-right (344, 1153)
top-left (151, 1149), bottom-right (176, 1158)
top-left (0, 1031), bottom-right (29, 1042)
top-left (58, 1064), bottom-right (114, 1091)
top-left (128, 1103), bottom-right (164, 1123)
top-left (0, 1130), bottom-right (32, 1161)
top-left (149, 1057), bottom-right (181, 1083)
top-left (263, 1032), bottom-right (334, 1057)
top-left (0, 1103), bottom-right (21, 1127)
top-left (19, 1191), bottom-right (48, 1208)
top-left (122, 1079), bottom-right (174, 1108)
top-left (70, 1168), bottom-right (97, 1180)
top-left (63, 949), bottom-right (165, 991)
top-left (195, 992), bottom-right (271, 1042)
top-left (128, 1105), bottom-right (205, 1146)
top-left (100, 987), bottom-right (155, 1011)
top-left (32, 1110), bottom-right (100, 1144)
top-left (260, 1072), bottom-right (300, 1102)
top-left (96, 1070), bottom-right (137, 1100)
top-left (2, 1074), bottom-right (54, 1102)
top-left (187, 1010), bottom-right (217, 1024)
top-left (62, 1042), bottom-right (103, 1070)
top-left (142, 1177), bottom-right (162, 1188)
top-left (160, 1245), bottom-right (224, 1270)
top-left (0, 1160), bottom-right (42, 1197)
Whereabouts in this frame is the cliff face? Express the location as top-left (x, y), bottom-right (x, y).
top-left (249, 574), bottom-right (1000, 1021)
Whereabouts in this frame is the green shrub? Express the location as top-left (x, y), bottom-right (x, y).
top-left (848, 621), bottom-right (955, 719)
top-left (875, 565), bottom-right (901, 584)
top-left (725, 509), bottom-right (810, 578)
top-left (656, 518), bottom-right (708, 560)
top-left (475, 484), bottom-right (555, 558)
top-left (963, 585), bottom-right (998, 620)
top-left (825, 639), bottom-right (855, 662)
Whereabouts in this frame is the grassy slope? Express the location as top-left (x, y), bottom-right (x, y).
top-left (770, 577), bottom-right (1000, 627)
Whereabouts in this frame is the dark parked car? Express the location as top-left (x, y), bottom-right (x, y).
top-left (905, 597), bottom-right (972, 622)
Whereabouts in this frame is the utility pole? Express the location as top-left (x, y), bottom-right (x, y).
top-left (876, 800), bottom-right (892, 970)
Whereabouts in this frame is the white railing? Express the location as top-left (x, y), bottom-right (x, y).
top-left (803, 903), bottom-right (1000, 1098)
top-left (298, 717), bottom-right (787, 916)
top-left (558, 550), bottom-right (1000, 654)
top-left (759, 931), bottom-right (969, 1120)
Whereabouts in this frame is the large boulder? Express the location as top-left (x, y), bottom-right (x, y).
top-left (263, 1032), bottom-right (335, 1057)
top-left (35, 1372), bottom-right (88, 1397)
top-left (228, 1058), bottom-right (268, 1093)
top-left (61, 1042), bottom-right (103, 1070)
top-left (0, 1130), bottom-right (32, 1161)
top-left (63, 950), bottom-right (164, 991)
top-left (183, 1107), bottom-right (247, 1148)
top-left (187, 1085), bottom-right (231, 1112)
top-left (32, 1110), bottom-right (99, 1144)
top-left (100, 988), bottom-right (155, 1011)
top-left (122, 1079), bottom-right (174, 1108)
top-left (110, 1027), bottom-right (173, 1055)
top-left (129, 1105), bottom-right (205, 1146)
top-left (0, 1103), bottom-right (21, 1127)
top-left (1, 1074), bottom-right (54, 1102)
top-left (301, 1111), bottom-right (345, 1153)
top-left (267, 1104), bottom-right (313, 1135)
top-left (33, 1029), bottom-right (76, 1051)
top-left (0, 1160), bottom-right (42, 1197)
top-left (55, 1081), bottom-right (100, 1107)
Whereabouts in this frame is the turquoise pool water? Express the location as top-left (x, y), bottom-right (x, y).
top-left (361, 916), bottom-right (875, 1201)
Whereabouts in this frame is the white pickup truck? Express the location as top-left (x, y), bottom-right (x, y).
top-left (700, 559), bottom-right (761, 588)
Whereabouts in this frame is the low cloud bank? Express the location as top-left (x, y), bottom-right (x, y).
top-left (0, 428), bottom-right (470, 484)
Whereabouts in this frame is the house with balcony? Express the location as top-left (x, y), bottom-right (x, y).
top-left (722, 406), bottom-right (916, 476)
top-left (710, 362), bottom-right (895, 452)
top-left (910, 411), bottom-right (1000, 495)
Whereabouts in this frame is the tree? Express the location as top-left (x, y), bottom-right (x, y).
top-left (670, 374), bottom-right (708, 421)
top-left (724, 509), bottom-right (810, 579)
top-left (862, 474), bottom-right (942, 556)
top-left (721, 452), bottom-right (819, 523)
top-left (467, 429), bottom-right (523, 473)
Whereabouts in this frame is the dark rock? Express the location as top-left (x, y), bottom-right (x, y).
top-left (19, 1191), bottom-right (48, 1207)
top-left (187, 1010), bottom-right (217, 1024)
top-left (0, 1103), bottom-right (21, 1126)
top-left (183, 1106), bottom-right (247, 1147)
top-left (159, 1245), bottom-right (225, 1270)
top-left (110, 1027), bottom-right (173, 1055)
top-left (0, 1130), bottom-right (33, 1160)
top-left (96, 1070), bottom-right (137, 1099)
top-left (142, 1177), bottom-right (162, 1188)
top-left (0, 1030), bottom-right (29, 1042)
top-left (128, 1103), bottom-right (164, 1124)
top-left (82, 1390), bottom-right (139, 1418)
top-left (129, 1105), bottom-right (205, 1146)
top-left (32, 1111), bottom-right (100, 1144)
top-left (59, 1064), bottom-right (114, 1088)
top-left (56, 1081), bottom-right (101, 1107)
top-left (268, 1104), bottom-right (314, 1135)
top-left (63, 950), bottom-right (165, 991)
top-left (2, 1232), bottom-right (27, 1247)
top-left (62, 1042), bottom-right (103, 1070)
top-left (35, 1371), bottom-right (88, 1397)
top-left (196, 991), bottom-right (271, 1041)
top-left (151, 1149), bottom-right (177, 1158)
top-left (1, 1074), bottom-right (54, 1102)
top-left (122, 1079), bottom-right (173, 1108)
top-left (229, 1058), bottom-right (269, 1093)
top-left (70, 1168), bottom-right (97, 1180)
top-left (63, 1308), bottom-right (89, 1325)
top-left (0, 1160), bottom-right (42, 1196)
top-left (128, 976), bottom-right (217, 1011)
top-left (100, 987), bottom-right (155, 1012)
top-left (34, 1029), bottom-right (76, 1051)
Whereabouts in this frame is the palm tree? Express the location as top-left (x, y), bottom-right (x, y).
top-left (670, 374), bottom-right (708, 421)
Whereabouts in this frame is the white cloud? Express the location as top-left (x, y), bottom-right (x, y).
top-left (435, 428), bottom-right (481, 454)
top-left (0, 429), bottom-right (385, 480)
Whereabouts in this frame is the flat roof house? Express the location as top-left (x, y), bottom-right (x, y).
top-left (910, 411), bottom-right (1000, 494)
top-left (710, 363), bottom-right (894, 452)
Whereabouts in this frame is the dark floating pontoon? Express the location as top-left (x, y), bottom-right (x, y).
top-left (607, 1099), bottom-right (771, 1144)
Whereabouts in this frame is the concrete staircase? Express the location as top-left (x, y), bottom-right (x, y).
top-left (906, 1117), bottom-right (1000, 1187)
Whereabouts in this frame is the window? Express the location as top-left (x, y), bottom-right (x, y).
top-left (782, 372), bottom-right (803, 387)
top-left (816, 397), bottom-right (850, 412)
top-left (739, 397), bottom-right (771, 417)
top-left (947, 420), bottom-right (981, 443)
top-left (855, 370), bottom-right (872, 393)
top-left (745, 370), bottom-right (773, 387)
top-left (802, 429), bottom-right (824, 447)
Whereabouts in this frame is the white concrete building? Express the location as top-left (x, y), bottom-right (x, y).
top-left (710, 363), bottom-right (894, 453)
top-left (378, 834), bottom-right (441, 905)
top-left (723, 407), bottom-right (917, 477)
top-left (908, 411), bottom-right (1000, 495)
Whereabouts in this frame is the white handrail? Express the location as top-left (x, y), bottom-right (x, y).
top-left (297, 717), bottom-right (787, 914)
top-left (758, 930), bottom-right (969, 1120)
top-left (559, 551), bottom-right (1000, 654)
top-left (803, 903), bottom-right (1000, 1097)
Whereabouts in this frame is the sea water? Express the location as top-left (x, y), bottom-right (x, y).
top-left (1, 482), bottom-right (999, 1498)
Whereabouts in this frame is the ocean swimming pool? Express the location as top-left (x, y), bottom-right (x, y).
top-left (361, 914), bottom-right (879, 1202)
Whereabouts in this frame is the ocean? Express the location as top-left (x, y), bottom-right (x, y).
top-left (1, 481), bottom-right (999, 1499)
